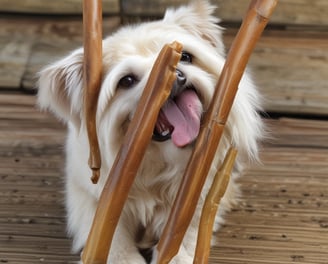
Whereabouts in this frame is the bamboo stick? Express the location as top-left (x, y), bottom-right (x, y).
top-left (193, 147), bottom-right (238, 264)
top-left (81, 41), bottom-right (183, 264)
top-left (83, 0), bottom-right (103, 184)
top-left (154, 1), bottom-right (278, 263)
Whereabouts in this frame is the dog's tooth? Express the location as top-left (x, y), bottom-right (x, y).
top-left (161, 129), bottom-right (170, 137)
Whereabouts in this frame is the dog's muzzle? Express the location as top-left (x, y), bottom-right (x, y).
top-left (152, 70), bottom-right (202, 147)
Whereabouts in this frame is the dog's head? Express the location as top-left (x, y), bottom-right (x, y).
top-left (38, 1), bottom-right (263, 169)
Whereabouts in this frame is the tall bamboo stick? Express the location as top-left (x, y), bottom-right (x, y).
top-left (194, 147), bottom-right (238, 264)
top-left (155, 1), bottom-right (278, 263)
top-left (81, 42), bottom-right (183, 264)
top-left (83, 0), bottom-right (103, 184)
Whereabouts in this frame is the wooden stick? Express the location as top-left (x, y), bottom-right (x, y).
top-left (194, 147), bottom-right (238, 264)
top-left (155, 1), bottom-right (278, 263)
top-left (81, 41), bottom-right (183, 264)
top-left (83, 0), bottom-right (103, 184)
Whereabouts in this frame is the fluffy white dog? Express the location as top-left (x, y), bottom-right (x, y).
top-left (38, 1), bottom-right (263, 263)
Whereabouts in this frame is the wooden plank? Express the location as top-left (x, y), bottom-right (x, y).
top-left (0, 16), bottom-right (120, 91)
top-left (1, 14), bottom-right (327, 115)
top-left (0, 253), bottom-right (78, 264)
top-left (121, 0), bottom-right (328, 26)
top-left (0, 93), bottom-right (76, 263)
top-left (0, 94), bottom-right (65, 153)
top-left (23, 28), bottom-right (328, 115)
top-left (121, 0), bottom-right (188, 16)
top-left (210, 145), bottom-right (328, 264)
top-left (22, 17), bottom-right (121, 91)
top-left (215, 0), bottom-right (328, 26)
top-left (0, 18), bottom-right (40, 89)
top-left (0, 234), bottom-right (76, 257)
top-left (1, 58), bottom-right (328, 264)
top-left (223, 29), bottom-right (328, 115)
top-left (20, 18), bottom-right (88, 91)
top-left (0, 0), bottom-right (120, 14)
top-left (264, 118), bottom-right (328, 148)
top-left (2, 0), bottom-right (328, 27)
top-left (0, 48), bottom-right (327, 264)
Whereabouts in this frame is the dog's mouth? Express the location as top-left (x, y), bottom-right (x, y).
top-left (152, 88), bottom-right (202, 147)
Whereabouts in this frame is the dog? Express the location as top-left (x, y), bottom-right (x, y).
top-left (37, 1), bottom-right (264, 263)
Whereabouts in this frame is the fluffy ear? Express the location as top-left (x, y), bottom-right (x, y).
top-left (163, 0), bottom-right (224, 52)
top-left (37, 49), bottom-right (84, 127)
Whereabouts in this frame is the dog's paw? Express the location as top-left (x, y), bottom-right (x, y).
top-left (151, 249), bottom-right (193, 264)
top-left (107, 253), bottom-right (147, 264)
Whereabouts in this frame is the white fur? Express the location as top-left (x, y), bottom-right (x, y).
top-left (37, 1), bottom-right (264, 263)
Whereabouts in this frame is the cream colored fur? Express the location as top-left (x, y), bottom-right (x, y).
top-left (37, 1), bottom-right (264, 263)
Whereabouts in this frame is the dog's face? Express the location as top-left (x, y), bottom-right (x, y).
top-left (97, 4), bottom-right (227, 150)
top-left (38, 1), bottom-right (262, 173)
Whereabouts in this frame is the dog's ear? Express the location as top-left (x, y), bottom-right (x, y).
top-left (163, 0), bottom-right (224, 53)
top-left (37, 49), bottom-right (84, 127)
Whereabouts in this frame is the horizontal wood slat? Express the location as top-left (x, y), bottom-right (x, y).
top-left (0, 0), bottom-right (120, 14)
top-left (1, 0), bottom-right (327, 26)
top-left (0, 94), bottom-right (327, 263)
top-left (0, 1), bottom-right (327, 263)
top-left (215, 0), bottom-right (328, 26)
top-left (2, 16), bottom-right (327, 115)
top-left (223, 29), bottom-right (328, 115)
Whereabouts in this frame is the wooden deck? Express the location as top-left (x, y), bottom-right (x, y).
top-left (1, 1), bottom-right (328, 263)
top-left (1, 94), bottom-right (327, 263)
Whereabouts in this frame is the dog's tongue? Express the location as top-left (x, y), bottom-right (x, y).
top-left (162, 90), bottom-right (202, 147)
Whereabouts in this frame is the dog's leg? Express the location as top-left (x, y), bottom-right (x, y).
top-left (107, 220), bottom-right (147, 264)
top-left (68, 189), bottom-right (146, 263)
top-left (151, 213), bottom-right (199, 264)
top-left (66, 182), bottom-right (98, 253)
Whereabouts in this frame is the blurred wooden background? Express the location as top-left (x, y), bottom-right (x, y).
top-left (0, 0), bottom-right (327, 115)
top-left (0, 1), bottom-right (327, 263)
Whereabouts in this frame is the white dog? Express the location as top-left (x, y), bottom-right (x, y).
top-left (38, 1), bottom-right (263, 263)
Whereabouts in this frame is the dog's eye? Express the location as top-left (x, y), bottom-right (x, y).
top-left (180, 51), bottom-right (193, 64)
top-left (118, 75), bottom-right (138, 89)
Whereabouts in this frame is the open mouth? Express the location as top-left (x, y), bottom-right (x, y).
top-left (152, 88), bottom-right (203, 148)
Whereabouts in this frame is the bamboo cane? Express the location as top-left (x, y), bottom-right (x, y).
top-left (154, 1), bottom-right (278, 263)
top-left (193, 147), bottom-right (238, 264)
top-left (81, 41), bottom-right (183, 264)
top-left (83, 0), bottom-right (103, 184)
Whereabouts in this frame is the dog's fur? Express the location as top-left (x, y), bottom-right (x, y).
top-left (37, 1), bottom-right (264, 263)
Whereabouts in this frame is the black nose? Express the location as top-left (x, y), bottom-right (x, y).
top-left (176, 69), bottom-right (186, 86)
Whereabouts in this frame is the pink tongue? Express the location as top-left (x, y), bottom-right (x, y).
top-left (162, 90), bottom-right (202, 147)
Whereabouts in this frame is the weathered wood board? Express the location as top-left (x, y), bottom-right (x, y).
top-left (211, 144), bottom-right (328, 263)
top-left (0, 1), bottom-right (327, 263)
top-left (0, 93), bottom-right (327, 263)
top-left (224, 29), bottom-right (328, 116)
top-left (0, 16), bottom-right (121, 92)
top-left (2, 0), bottom-right (327, 26)
top-left (215, 0), bottom-right (328, 26)
top-left (25, 16), bottom-right (119, 91)
top-left (1, 16), bottom-right (327, 115)
top-left (0, 19), bottom-right (40, 88)
top-left (0, 0), bottom-right (120, 14)
top-left (122, 0), bottom-right (328, 27)
top-left (1, 1), bottom-right (327, 116)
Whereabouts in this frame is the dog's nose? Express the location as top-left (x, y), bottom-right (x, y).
top-left (176, 69), bottom-right (186, 86)
top-left (171, 69), bottom-right (187, 98)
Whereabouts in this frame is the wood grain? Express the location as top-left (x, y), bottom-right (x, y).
top-left (0, 93), bottom-right (327, 263)
top-left (1, 0), bottom-right (327, 26)
top-left (0, 0), bottom-right (119, 14)
top-left (215, 0), bottom-right (328, 26)
top-left (0, 11), bottom-right (327, 115)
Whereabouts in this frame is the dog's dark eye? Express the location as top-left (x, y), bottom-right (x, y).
top-left (118, 75), bottom-right (138, 89)
top-left (180, 51), bottom-right (193, 64)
